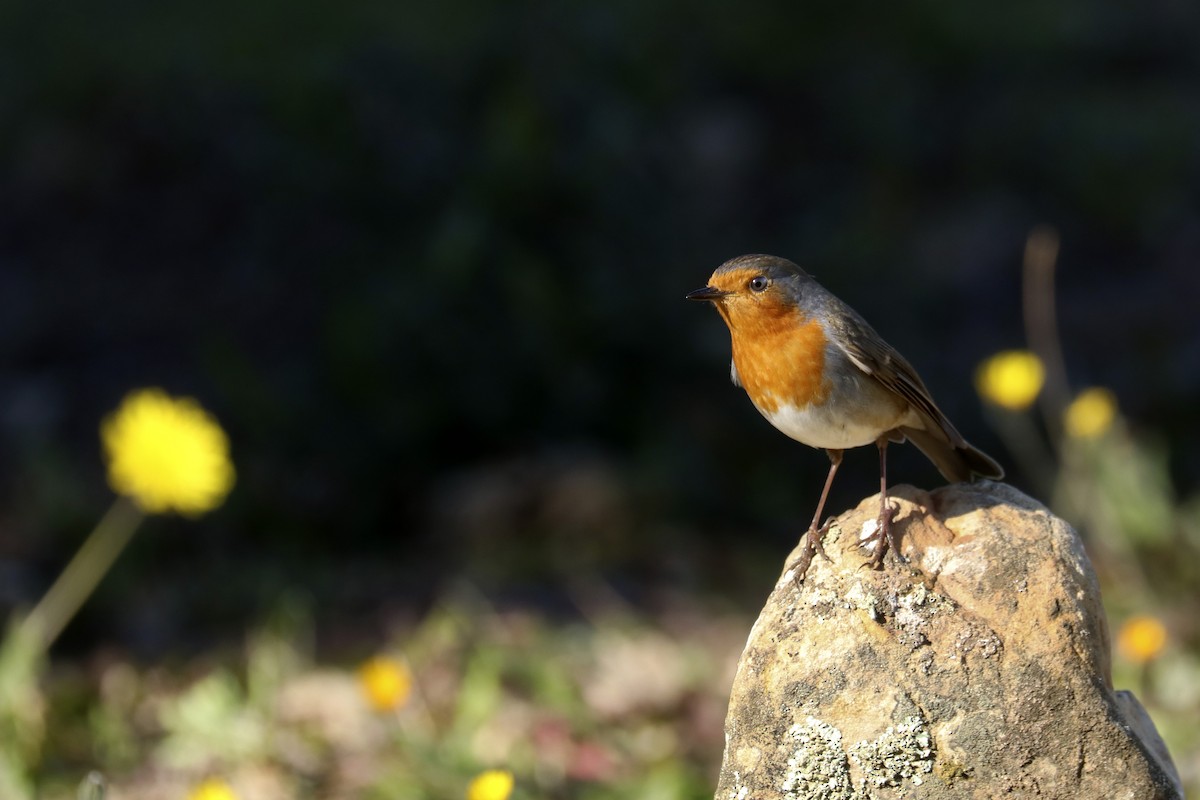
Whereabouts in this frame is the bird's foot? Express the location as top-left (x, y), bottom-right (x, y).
top-left (867, 499), bottom-right (904, 569)
top-left (788, 520), bottom-right (834, 586)
top-left (812, 516), bottom-right (836, 561)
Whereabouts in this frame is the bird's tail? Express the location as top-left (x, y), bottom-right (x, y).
top-left (901, 426), bottom-right (1004, 484)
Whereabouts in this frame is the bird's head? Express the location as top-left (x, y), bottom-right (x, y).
top-left (686, 254), bottom-right (814, 330)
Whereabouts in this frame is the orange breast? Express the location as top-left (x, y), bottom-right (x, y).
top-left (720, 300), bottom-right (829, 414)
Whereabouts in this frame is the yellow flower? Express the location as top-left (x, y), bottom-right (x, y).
top-left (467, 769), bottom-right (514, 800)
top-left (1117, 615), bottom-right (1167, 665)
top-left (101, 389), bottom-right (235, 516)
top-left (975, 350), bottom-right (1045, 411)
top-left (1064, 387), bottom-right (1117, 439)
top-left (187, 777), bottom-right (239, 800)
top-left (358, 656), bottom-right (413, 712)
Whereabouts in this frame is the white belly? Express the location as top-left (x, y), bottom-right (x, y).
top-left (763, 401), bottom-right (893, 450)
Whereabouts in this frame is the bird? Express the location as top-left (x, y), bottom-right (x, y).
top-left (687, 254), bottom-right (1003, 579)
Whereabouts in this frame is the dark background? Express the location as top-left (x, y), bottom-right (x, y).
top-left (3, 0), bottom-right (1199, 656)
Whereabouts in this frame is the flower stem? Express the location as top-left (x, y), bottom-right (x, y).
top-left (21, 498), bottom-right (145, 650)
top-left (1021, 225), bottom-right (1069, 448)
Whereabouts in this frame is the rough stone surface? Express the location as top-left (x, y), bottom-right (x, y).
top-left (715, 481), bottom-right (1182, 800)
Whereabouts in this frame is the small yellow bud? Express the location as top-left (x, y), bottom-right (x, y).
top-left (1117, 615), bottom-right (1167, 665)
top-left (1064, 387), bottom-right (1117, 439)
top-left (187, 777), bottom-right (239, 800)
top-left (358, 656), bottom-right (413, 712)
top-left (467, 769), bottom-right (514, 800)
top-left (975, 351), bottom-right (1045, 411)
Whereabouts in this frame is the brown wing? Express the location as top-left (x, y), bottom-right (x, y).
top-left (828, 311), bottom-right (970, 447)
top-left (828, 309), bottom-right (1004, 480)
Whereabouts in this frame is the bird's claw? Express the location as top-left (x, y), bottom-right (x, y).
top-left (867, 499), bottom-right (903, 569)
top-left (788, 521), bottom-right (833, 586)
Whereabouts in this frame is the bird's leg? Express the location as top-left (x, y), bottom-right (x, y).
top-left (789, 449), bottom-right (843, 582)
top-left (809, 449), bottom-right (844, 548)
top-left (868, 436), bottom-right (902, 568)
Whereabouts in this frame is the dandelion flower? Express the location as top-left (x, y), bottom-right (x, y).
top-left (975, 351), bottom-right (1045, 411)
top-left (101, 388), bottom-right (235, 515)
top-left (467, 769), bottom-right (514, 800)
top-left (358, 656), bottom-right (413, 712)
top-left (187, 777), bottom-right (239, 800)
top-left (1117, 615), bottom-right (1167, 665)
top-left (1064, 387), bottom-right (1117, 439)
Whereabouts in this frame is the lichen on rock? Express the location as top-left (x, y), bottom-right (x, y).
top-left (780, 717), bottom-right (858, 800)
top-left (847, 715), bottom-right (934, 788)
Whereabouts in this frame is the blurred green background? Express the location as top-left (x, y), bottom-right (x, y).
top-left (2, 0), bottom-right (1199, 796)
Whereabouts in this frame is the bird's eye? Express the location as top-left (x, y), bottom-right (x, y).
top-left (749, 275), bottom-right (769, 292)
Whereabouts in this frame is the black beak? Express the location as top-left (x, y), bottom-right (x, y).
top-left (686, 286), bottom-right (729, 301)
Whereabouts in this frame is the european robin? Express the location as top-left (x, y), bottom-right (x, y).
top-left (687, 254), bottom-right (1003, 579)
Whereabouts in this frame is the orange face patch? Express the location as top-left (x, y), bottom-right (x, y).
top-left (706, 267), bottom-right (761, 296)
top-left (706, 270), bottom-right (828, 413)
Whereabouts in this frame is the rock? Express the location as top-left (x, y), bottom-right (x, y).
top-left (714, 482), bottom-right (1182, 800)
